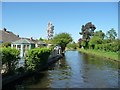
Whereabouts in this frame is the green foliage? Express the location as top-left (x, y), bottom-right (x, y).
top-left (102, 39), bottom-right (111, 44)
top-left (88, 30), bottom-right (104, 49)
top-left (78, 24), bottom-right (119, 60)
top-left (52, 33), bottom-right (73, 52)
top-left (106, 28), bottom-right (117, 40)
top-left (44, 39), bottom-right (52, 44)
top-left (81, 40), bottom-right (86, 47)
top-left (48, 44), bottom-right (55, 50)
top-left (1, 42), bottom-right (11, 47)
top-left (89, 36), bottom-right (103, 45)
top-left (94, 30), bottom-right (105, 39)
top-left (79, 22), bottom-right (96, 49)
top-left (79, 49), bottom-right (118, 61)
top-left (1, 47), bottom-right (20, 74)
top-left (80, 40), bottom-right (89, 49)
top-left (79, 27), bottom-right (119, 52)
top-left (66, 42), bottom-right (78, 50)
top-left (39, 37), bottom-right (44, 41)
top-left (94, 40), bottom-right (119, 52)
top-left (25, 47), bottom-right (51, 71)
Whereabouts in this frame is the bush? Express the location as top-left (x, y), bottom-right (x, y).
top-left (25, 47), bottom-right (51, 71)
top-left (1, 42), bottom-right (11, 47)
top-left (94, 41), bottom-right (119, 52)
top-left (89, 36), bottom-right (103, 49)
top-left (67, 43), bottom-right (78, 50)
top-left (1, 47), bottom-right (20, 74)
top-left (81, 40), bottom-right (87, 48)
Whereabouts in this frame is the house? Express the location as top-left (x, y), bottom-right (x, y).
top-left (35, 41), bottom-right (47, 47)
top-left (11, 38), bottom-right (35, 58)
top-left (11, 38), bottom-right (48, 58)
top-left (0, 28), bottom-right (48, 57)
top-left (0, 28), bottom-right (20, 44)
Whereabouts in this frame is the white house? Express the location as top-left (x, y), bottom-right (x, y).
top-left (11, 38), bottom-right (35, 58)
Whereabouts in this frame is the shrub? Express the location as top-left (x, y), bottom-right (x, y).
top-left (1, 47), bottom-right (20, 74)
top-left (94, 41), bottom-right (119, 52)
top-left (66, 42), bottom-right (78, 50)
top-left (1, 42), bottom-right (11, 47)
top-left (81, 40), bottom-right (87, 48)
top-left (25, 47), bottom-right (51, 71)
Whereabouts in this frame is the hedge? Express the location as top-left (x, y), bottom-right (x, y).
top-left (94, 42), bottom-right (119, 52)
top-left (1, 47), bottom-right (20, 74)
top-left (25, 47), bottom-right (51, 71)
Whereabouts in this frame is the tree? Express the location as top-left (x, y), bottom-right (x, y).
top-left (106, 28), bottom-right (117, 40)
top-left (89, 36), bottom-right (103, 49)
top-left (79, 22), bottom-right (96, 40)
top-left (39, 37), bottom-right (44, 41)
top-left (52, 33), bottom-right (73, 52)
top-left (94, 30), bottom-right (105, 39)
top-left (79, 22), bottom-right (96, 48)
top-left (81, 40), bottom-right (87, 49)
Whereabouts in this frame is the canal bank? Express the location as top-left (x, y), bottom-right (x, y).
top-left (2, 54), bottom-right (63, 89)
top-left (2, 50), bottom-right (119, 89)
top-left (78, 48), bottom-right (119, 62)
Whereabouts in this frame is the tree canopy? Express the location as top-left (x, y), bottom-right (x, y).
top-left (39, 37), bottom-right (44, 41)
top-left (79, 22), bottom-right (96, 41)
top-left (106, 28), bottom-right (117, 40)
top-left (52, 33), bottom-right (73, 52)
top-left (93, 30), bottom-right (105, 39)
top-left (79, 22), bottom-right (96, 48)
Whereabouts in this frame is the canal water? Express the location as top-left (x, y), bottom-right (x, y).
top-left (4, 50), bottom-right (119, 89)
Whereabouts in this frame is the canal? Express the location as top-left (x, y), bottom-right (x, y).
top-left (3, 50), bottom-right (119, 89)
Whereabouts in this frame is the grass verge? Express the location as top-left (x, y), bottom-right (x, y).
top-left (78, 48), bottom-right (119, 62)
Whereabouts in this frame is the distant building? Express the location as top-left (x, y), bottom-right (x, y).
top-left (0, 28), bottom-right (20, 43)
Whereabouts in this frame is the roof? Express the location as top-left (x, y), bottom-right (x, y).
top-left (0, 29), bottom-right (20, 43)
top-left (12, 39), bottom-right (35, 44)
top-left (36, 41), bottom-right (47, 45)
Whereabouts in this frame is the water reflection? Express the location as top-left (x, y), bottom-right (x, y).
top-left (47, 58), bottom-right (72, 88)
top-left (79, 51), bottom-right (118, 88)
top-left (4, 50), bottom-right (119, 89)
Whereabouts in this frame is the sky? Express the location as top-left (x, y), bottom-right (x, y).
top-left (2, 0), bottom-right (120, 2)
top-left (2, 2), bottom-right (118, 42)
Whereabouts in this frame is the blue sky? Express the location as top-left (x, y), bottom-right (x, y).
top-left (2, 2), bottom-right (118, 42)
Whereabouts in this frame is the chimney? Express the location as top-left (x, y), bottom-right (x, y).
top-left (30, 37), bottom-right (33, 40)
top-left (3, 28), bottom-right (7, 31)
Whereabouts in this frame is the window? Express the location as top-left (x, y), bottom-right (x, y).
top-left (17, 45), bottom-right (21, 50)
top-left (27, 45), bottom-right (29, 48)
top-left (13, 45), bottom-right (16, 48)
